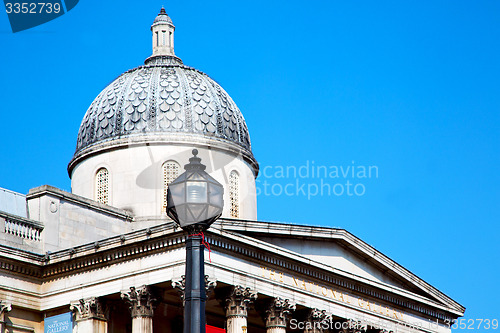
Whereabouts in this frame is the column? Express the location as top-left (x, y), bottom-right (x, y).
top-left (171, 274), bottom-right (216, 307)
top-left (0, 301), bottom-right (12, 333)
top-left (121, 285), bottom-right (157, 333)
top-left (304, 309), bottom-right (331, 333)
top-left (218, 286), bottom-right (257, 333)
top-left (70, 297), bottom-right (107, 333)
top-left (263, 298), bottom-right (296, 333)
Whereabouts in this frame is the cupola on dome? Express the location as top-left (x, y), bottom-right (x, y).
top-left (69, 8), bottom-right (255, 174)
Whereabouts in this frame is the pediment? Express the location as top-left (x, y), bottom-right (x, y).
top-left (214, 219), bottom-right (465, 316)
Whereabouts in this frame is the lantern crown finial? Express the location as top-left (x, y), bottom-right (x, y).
top-left (185, 149), bottom-right (206, 171)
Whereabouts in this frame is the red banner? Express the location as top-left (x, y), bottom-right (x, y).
top-left (206, 325), bottom-right (226, 333)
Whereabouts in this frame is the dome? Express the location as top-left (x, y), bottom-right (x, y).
top-left (153, 7), bottom-right (173, 26)
top-left (69, 10), bottom-right (256, 174)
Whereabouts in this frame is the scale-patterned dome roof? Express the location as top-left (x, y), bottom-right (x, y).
top-left (74, 56), bottom-right (252, 156)
top-left (70, 9), bottom-right (256, 175)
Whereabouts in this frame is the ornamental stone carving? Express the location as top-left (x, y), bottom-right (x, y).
top-left (304, 309), bottom-right (332, 333)
top-left (172, 275), bottom-right (217, 306)
top-left (121, 285), bottom-right (157, 318)
top-left (0, 301), bottom-right (12, 315)
top-left (172, 276), bottom-right (186, 305)
top-left (70, 297), bottom-right (106, 321)
top-left (220, 286), bottom-right (257, 318)
top-left (74, 58), bottom-right (252, 158)
top-left (340, 319), bottom-right (367, 333)
top-left (205, 275), bottom-right (217, 298)
top-left (263, 298), bottom-right (296, 329)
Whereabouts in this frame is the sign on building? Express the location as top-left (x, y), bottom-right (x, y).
top-left (44, 312), bottom-right (72, 333)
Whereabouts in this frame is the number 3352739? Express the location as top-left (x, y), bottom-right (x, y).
top-left (5, 3), bottom-right (61, 14)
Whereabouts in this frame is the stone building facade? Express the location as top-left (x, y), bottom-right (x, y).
top-left (0, 8), bottom-right (464, 333)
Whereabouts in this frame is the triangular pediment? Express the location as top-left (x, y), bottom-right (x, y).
top-left (213, 218), bottom-right (465, 317)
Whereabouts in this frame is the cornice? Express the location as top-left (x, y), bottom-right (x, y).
top-left (203, 229), bottom-right (462, 323)
top-left (215, 218), bottom-right (465, 315)
top-left (0, 221), bottom-right (462, 322)
top-left (26, 185), bottom-right (134, 222)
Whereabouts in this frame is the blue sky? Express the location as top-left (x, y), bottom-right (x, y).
top-left (1, 0), bottom-right (499, 330)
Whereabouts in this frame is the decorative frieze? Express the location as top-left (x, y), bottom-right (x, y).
top-left (70, 297), bottom-right (106, 321)
top-left (121, 285), bottom-right (157, 318)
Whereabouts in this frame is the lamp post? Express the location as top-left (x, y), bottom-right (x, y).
top-left (166, 149), bottom-right (224, 333)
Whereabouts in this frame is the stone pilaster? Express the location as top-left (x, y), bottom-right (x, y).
top-left (121, 286), bottom-right (157, 333)
top-left (304, 309), bottom-right (331, 333)
top-left (70, 297), bottom-right (107, 333)
top-left (263, 298), bottom-right (296, 333)
top-left (218, 286), bottom-right (257, 333)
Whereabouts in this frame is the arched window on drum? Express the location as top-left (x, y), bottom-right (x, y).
top-left (162, 161), bottom-right (180, 213)
top-left (95, 168), bottom-right (109, 205)
top-left (229, 170), bottom-right (240, 218)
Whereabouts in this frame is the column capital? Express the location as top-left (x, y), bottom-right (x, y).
top-left (121, 285), bottom-right (157, 318)
top-left (172, 276), bottom-right (186, 305)
top-left (70, 297), bottom-right (106, 321)
top-left (305, 308), bottom-right (332, 333)
top-left (263, 297), bottom-right (296, 329)
top-left (218, 285), bottom-right (258, 318)
top-left (205, 275), bottom-right (217, 298)
top-left (340, 319), bottom-right (367, 333)
top-left (0, 301), bottom-right (12, 315)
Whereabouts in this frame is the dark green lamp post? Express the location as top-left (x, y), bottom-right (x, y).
top-left (166, 149), bottom-right (224, 333)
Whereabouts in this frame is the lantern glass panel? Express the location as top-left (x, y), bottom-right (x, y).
top-left (188, 204), bottom-right (207, 222)
top-left (187, 181), bottom-right (207, 203)
top-left (169, 182), bottom-right (186, 206)
top-left (209, 183), bottom-right (223, 207)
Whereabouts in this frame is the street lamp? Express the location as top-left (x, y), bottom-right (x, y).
top-left (166, 149), bottom-right (224, 333)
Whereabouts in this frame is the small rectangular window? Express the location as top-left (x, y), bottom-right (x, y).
top-left (155, 32), bottom-right (159, 47)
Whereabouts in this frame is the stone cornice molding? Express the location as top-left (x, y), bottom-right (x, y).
top-left (205, 229), bottom-right (462, 321)
top-left (68, 133), bottom-right (259, 178)
top-left (0, 221), bottom-right (461, 322)
top-left (27, 185), bottom-right (134, 222)
top-left (215, 218), bottom-right (465, 315)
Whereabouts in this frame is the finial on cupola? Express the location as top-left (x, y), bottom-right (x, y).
top-left (151, 7), bottom-right (175, 57)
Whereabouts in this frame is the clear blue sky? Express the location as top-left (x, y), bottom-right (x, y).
top-left (1, 0), bottom-right (499, 330)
